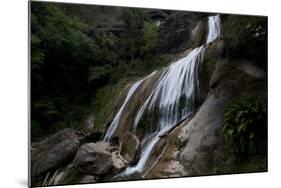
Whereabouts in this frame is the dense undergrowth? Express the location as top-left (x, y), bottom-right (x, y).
top-left (31, 2), bottom-right (172, 140)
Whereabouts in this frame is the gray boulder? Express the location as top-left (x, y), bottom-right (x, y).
top-left (32, 128), bottom-right (80, 177)
top-left (73, 142), bottom-right (113, 175)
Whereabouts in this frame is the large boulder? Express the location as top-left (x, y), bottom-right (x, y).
top-left (73, 142), bottom-right (113, 175)
top-left (120, 132), bottom-right (140, 164)
top-left (32, 128), bottom-right (80, 177)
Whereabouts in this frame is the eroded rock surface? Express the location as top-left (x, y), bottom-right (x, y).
top-left (120, 132), bottom-right (140, 164)
top-left (73, 142), bottom-right (113, 175)
top-left (32, 128), bottom-right (80, 177)
top-left (178, 93), bottom-right (229, 175)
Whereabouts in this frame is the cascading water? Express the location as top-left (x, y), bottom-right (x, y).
top-left (132, 46), bottom-right (206, 133)
top-left (107, 14), bottom-right (221, 177)
top-left (103, 71), bottom-right (157, 142)
top-left (120, 46), bottom-right (206, 176)
top-left (103, 80), bottom-right (144, 142)
top-left (206, 15), bottom-right (221, 43)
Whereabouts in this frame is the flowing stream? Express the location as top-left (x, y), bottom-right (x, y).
top-left (105, 14), bottom-right (221, 177)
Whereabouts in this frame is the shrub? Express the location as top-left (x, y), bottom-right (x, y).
top-left (222, 96), bottom-right (267, 156)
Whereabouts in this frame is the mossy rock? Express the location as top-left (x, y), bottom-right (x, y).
top-left (120, 132), bottom-right (140, 164)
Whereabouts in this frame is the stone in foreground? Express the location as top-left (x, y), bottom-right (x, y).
top-left (73, 142), bottom-right (113, 175)
top-left (32, 128), bottom-right (80, 177)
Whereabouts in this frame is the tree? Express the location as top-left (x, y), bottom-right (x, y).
top-left (141, 21), bottom-right (159, 58)
top-left (31, 2), bottom-right (100, 137)
top-left (119, 8), bottom-right (147, 61)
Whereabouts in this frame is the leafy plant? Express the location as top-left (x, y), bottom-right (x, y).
top-left (222, 96), bottom-right (267, 156)
top-left (141, 21), bottom-right (159, 58)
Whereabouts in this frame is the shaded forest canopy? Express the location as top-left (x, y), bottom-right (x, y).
top-left (31, 2), bottom-right (176, 140)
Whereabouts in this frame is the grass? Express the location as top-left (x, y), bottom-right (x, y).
top-left (92, 79), bottom-right (130, 132)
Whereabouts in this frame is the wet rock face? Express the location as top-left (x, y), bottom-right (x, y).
top-left (111, 71), bottom-right (162, 139)
top-left (120, 132), bottom-right (140, 164)
top-left (32, 128), bottom-right (80, 177)
top-left (157, 12), bottom-right (209, 53)
top-left (73, 142), bottom-right (113, 175)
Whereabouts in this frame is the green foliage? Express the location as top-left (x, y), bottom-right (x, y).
top-left (222, 96), bottom-right (267, 156)
top-left (92, 80), bottom-right (129, 132)
top-left (88, 65), bottom-right (112, 83)
top-left (141, 22), bottom-right (159, 58)
top-left (118, 9), bottom-right (159, 62)
top-left (30, 2), bottom-right (172, 139)
top-left (221, 15), bottom-right (267, 70)
top-left (118, 9), bottom-right (146, 61)
top-left (95, 32), bottom-right (119, 63)
top-left (31, 2), bottom-right (101, 137)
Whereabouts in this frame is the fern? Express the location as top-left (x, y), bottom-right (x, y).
top-left (222, 96), bottom-right (267, 156)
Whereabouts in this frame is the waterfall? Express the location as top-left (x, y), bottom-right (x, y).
top-left (120, 46), bottom-right (206, 176)
top-left (103, 71), bottom-right (157, 142)
top-left (206, 14), bottom-right (221, 43)
top-left (103, 80), bottom-right (144, 142)
top-left (132, 46), bottom-right (206, 133)
top-left (120, 14), bottom-right (221, 176)
top-left (107, 14), bottom-right (221, 177)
